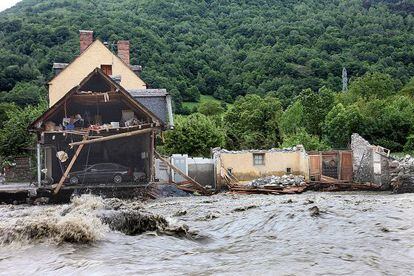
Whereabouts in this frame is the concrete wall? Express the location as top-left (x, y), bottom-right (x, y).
top-left (215, 148), bottom-right (309, 185)
top-left (49, 40), bottom-right (146, 106)
top-left (188, 157), bottom-right (215, 188)
top-left (155, 156), bottom-right (215, 188)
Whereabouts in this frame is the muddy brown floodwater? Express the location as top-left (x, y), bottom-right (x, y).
top-left (0, 192), bottom-right (413, 275)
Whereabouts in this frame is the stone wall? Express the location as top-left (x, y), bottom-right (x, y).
top-left (390, 156), bottom-right (414, 193)
top-left (4, 157), bottom-right (33, 183)
top-left (351, 133), bottom-right (374, 183)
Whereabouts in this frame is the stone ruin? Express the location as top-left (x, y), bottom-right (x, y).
top-left (351, 133), bottom-right (414, 193)
top-left (351, 133), bottom-right (392, 190)
top-left (389, 155), bottom-right (414, 193)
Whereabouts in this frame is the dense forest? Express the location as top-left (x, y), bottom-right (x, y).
top-left (0, 0), bottom-right (414, 158)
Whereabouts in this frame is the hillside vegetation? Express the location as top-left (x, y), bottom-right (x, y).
top-left (1, 0), bottom-right (414, 157)
top-left (1, 0), bottom-right (414, 108)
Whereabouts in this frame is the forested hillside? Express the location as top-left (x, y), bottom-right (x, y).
top-left (1, 0), bottom-right (414, 158)
top-left (1, 0), bottom-right (414, 109)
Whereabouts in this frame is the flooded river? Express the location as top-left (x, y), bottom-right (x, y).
top-left (0, 192), bottom-right (413, 275)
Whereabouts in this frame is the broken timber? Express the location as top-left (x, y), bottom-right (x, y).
top-left (54, 134), bottom-right (89, 194)
top-left (154, 151), bottom-right (209, 195)
top-left (69, 127), bottom-right (155, 147)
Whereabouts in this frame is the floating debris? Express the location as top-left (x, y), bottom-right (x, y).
top-left (309, 206), bottom-right (320, 217)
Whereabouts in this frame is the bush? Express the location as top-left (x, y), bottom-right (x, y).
top-left (163, 113), bottom-right (225, 157)
top-left (282, 128), bottom-right (330, 151)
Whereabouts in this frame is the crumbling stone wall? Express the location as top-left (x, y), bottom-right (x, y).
top-left (351, 133), bottom-right (391, 189)
top-left (4, 157), bottom-right (33, 183)
top-left (390, 156), bottom-right (414, 193)
top-left (351, 133), bottom-right (374, 183)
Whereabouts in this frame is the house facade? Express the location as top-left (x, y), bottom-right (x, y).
top-left (30, 30), bottom-right (173, 191)
top-left (49, 30), bottom-right (147, 106)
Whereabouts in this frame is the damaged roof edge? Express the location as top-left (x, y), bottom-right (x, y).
top-left (212, 145), bottom-right (306, 155)
top-left (129, 89), bottom-right (174, 130)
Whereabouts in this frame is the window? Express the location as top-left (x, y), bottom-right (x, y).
top-left (287, 168), bottom-right (292, 174)
top-left (101, 64), bottom-right (112, 76)
top-left (253, 153), bottom-right (265, 166)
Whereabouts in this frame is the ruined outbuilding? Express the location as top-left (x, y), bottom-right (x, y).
top-left (351, 133), bottom-right (392, 189)
top-left (213, 146), bottom-right (309, 190)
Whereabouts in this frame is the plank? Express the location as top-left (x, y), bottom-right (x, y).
top-left (69, 127), bottom-right (155, 147)
top-left (54, 135), bottom-right (88, 194)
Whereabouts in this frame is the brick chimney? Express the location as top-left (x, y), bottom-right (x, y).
top-left (117, 40), bottom-right (130, 65)
top-left (79, 30), bottom-right (94, 54)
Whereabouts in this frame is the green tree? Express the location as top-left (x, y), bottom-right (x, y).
top-left (163, 113), bottom-right (225, 157)
top-left (0, 101), bottom-right (47, 157)
top-left (300, 86), bottom-right (335, 136)
top-left (282, 128), bottom-right (330, 151)
top-left (198, 100), bottom-right (225, 116)
top-left (0, 82), bottom-right (47, 106)
top-left (348, 72), bottom-right (398, 100)
top-left (279, 100), bottom-right (304, 136)
top-left (322, 103), bottom-right (363, 148)
top-left (400, 77), bottom-right (414, 98)
top-left (224, 94), bottom-right (282, 149)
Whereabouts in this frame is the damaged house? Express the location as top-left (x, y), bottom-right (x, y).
top-left (29, 30), bottom-right (173, 193)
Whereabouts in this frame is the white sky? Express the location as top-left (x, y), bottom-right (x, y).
top-left (0, 0), bottom-right (22, 12)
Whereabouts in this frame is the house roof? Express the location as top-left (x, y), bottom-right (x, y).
top-left (128, 89), bottom-right (173, 128)
top-left (30, 68), bottom-right (162, 131)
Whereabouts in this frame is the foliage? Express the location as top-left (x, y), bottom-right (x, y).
top-left (279, 100), bottom-right (304, 136)
top-left (400, 77), bottom-right (414, 98)
top-left (163, 113), bottom-right (224, 157)
top-left (322, 103), bottom-right (364, 149)
top-left (404, 134), bottom-right (414, 152)
top-left (299, 87), bottom-right (335, 136)
top-left (0, 100), bottom-right (47, 157)
top-left (198, 99), bottom-right (225, 116)
top-left (224, 94), bottom-right (282, 149)
top-left (348, 72), bottom-right (399, 100)
top-left (281, 128), bottom-right (330, 151)
top-left (0, 81), bottom-right (47, 106)
top-left (358, 96), bottom-right (414, 151)
top-left (1, 0), bottom-right (414, 108)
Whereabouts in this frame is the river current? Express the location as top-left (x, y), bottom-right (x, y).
top-left (0, 192), bottom-right (413, 275)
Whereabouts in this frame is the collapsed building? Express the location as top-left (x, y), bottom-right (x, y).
top-left (29, 30), bottom-right (173, 194)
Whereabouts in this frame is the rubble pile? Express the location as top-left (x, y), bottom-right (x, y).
top-left (390, 155), bottom-right (414, 193)
top-left (248, 174), bottom-right (306, 188)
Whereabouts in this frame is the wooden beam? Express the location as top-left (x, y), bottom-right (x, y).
top-left (54, 135), bottom-right (88, 194)
top-left (69, 127), bottom-right (155, 147)
top-left (154, 151), bottom-right (208, 195)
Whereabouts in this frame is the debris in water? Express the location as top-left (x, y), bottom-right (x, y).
top-left (304, 199), bottom-right (315, 205)
top-left (173, 210), bottom-right (187, 217)
top-left (309, 206), bottom-right (320, 217)
top-left (233, 205), bottom-right (257, 212)
top-left (380, 226), bottom-right (390, 233)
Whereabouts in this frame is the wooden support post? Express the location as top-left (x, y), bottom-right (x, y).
top-left (154, 151), bottom-right (208, 195)
top-left (54, 135), bottom-right (88, 194)
top-left (69, 128), bottom-right (155, 147)
top-left (149, 130), bottom-right (155, 182)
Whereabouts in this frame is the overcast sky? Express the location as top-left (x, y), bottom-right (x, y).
top-left (0, 0), bottom-right (22, 12)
